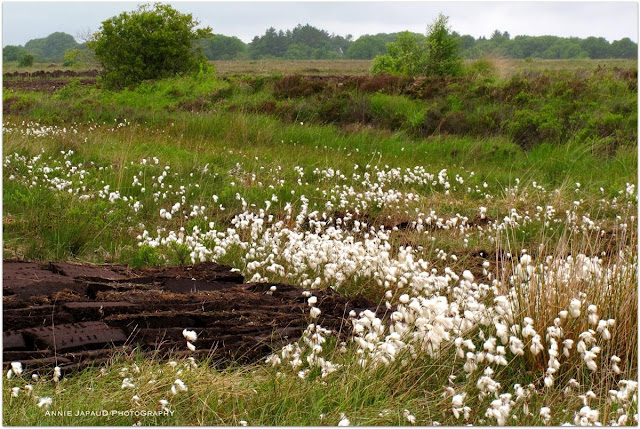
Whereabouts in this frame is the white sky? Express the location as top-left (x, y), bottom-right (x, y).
top-left (2, 1), bottom-right (638, 47)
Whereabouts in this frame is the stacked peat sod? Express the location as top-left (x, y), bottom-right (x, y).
top-left (3, 261), bottom-right (380, 373)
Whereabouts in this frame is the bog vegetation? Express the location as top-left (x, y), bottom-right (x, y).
top-left (2, 7), bottom-right (638, 427)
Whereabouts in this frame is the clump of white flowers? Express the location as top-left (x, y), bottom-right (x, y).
top-left (183, 329), bottom-right (197, 352)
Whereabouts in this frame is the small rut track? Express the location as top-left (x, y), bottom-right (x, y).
top-left (3, 260), bottom-right (381, 374)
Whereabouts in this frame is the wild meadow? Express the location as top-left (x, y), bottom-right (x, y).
top-left (2, 59), bottom-right (638, 425)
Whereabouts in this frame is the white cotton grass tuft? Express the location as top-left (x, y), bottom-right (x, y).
top-left (338, 413), bottom-right (350, 426)
top-left (182, 329), bottom-right (198, 342)
top-left (309, 307), bottom-right (321, 318)
top-left (539, 406), bottom-right (551, 423)
top-left (403, 409), bottom-right (416, 424)
top-left (36, 396), bottom-right (53, 409)
top-left (187, 341), bottom-right (196, 352)
top-left (121, 378), bottom-right (135, 389)
top-left (53, 366), bottom-right (62, 382)
top-left (171, 379), bottom-right (188, 395)
top-left (11, 362), bottom-right (23, 376)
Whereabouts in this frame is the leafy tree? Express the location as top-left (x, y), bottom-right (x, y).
top-left (3, 45), bottom-right (26, 62)
top-left (249, 27), bottom-right (289, 59)
top-left (88, 3), bottom-right (212, 89)
top-left (372, 13), bottom-right (462, 77)
top-left (581, 36), bottom-right (611, 59)
top-left (424, 13), bottom-right (463, 76)
top-left (542, 39), bottom-right (588, 59)
top-left (248, 24), bottom-right (348, 59)
top-left (62, 48), bottom-right (88, 67)
top-left (371, 31), bottom-right (427, 75)
top-left (346, 35), bottom-right (387, 59)
top-left (457, 34), bottom-right (476, 51)
top-left (290, 24), bottom-right (330, 50)
top-left (24, 32), bottom-right (79, 61)
top-left (283, 43), bottom-right (310, 59)
top-left (199, 34), bottom-right (247, 60)
top-left (610, 38), bottom-right (638, 59)
top-left (331, 34), bottom-right (353, 56)
top-left (18, 53), bottom-right (34, 67)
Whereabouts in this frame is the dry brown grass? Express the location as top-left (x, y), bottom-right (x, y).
top-left (212, 59), bottom-right (373, 77)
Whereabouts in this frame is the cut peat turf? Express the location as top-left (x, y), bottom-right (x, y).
top-left (2, 260), bottom-right (382, 373)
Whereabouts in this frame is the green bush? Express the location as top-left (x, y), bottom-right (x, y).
top-left (88, 3), bottom-right (213, 89)
top-left (371, 14), bottom-right (462, 77)
top-left (18, 53), bottom-right (34, 67)
top-left (466, 57), bottom-right (498, 79)
top-left (371, 32), bottom-right (427, 76)
top-left (62, 49), bottom-right (83, 67)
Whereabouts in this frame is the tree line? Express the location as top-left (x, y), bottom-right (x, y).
top-left (197, 26), bottom-right (639, 60)
top-left (3, 25), bottom-right (637, 65)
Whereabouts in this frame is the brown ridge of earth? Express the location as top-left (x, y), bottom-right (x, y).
top-left (3, 79), bottom-right (97, 93)
top-left (2, 260), bottom-right (383, 374)
top-left (3, 69), bottom-right (99, 80)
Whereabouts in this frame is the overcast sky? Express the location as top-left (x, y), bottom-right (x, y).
top-left (2, 1), bottom-right (638, 47)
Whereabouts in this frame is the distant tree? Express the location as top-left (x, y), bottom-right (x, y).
top-left (290, 24), bottom-right (330, 49)
top-left (581, 36), bottom-right (611, 59)
top-left (610, 37), bottom-right (638, 59)
top-left (346, 35), bottom-right (387, 59)
top-left (62, 48), bottom-right (83, 66)
top-left (3, 45), bottom-right (26, 62)
top-left (24, 32), bottom-right (79, 61)
top-left (312, 46), bottom-right (340, 59)
top-left (283, 43), bottom-right (310, 60)
top-left (457, 34), bottom-right (476, 51)
top-left (490, 30), bottom-right (510, 44)
top-left (424, 13), bottom-right (463, 76)
top-left (18, 53), bottom-right (34, 67)
top-left (331, 34), bottom-right (352, 56)
top-left (542, 39), bottom-right (588, 59)
top-left (88, 3), bottom-right (212, 89)
top-left (249, 27), bottom-right (289, 59)
top-left (199, 34), bottom-right (247, 60)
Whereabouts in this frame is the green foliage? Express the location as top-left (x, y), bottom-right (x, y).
top-left (198, 34), bottom-right (247, 60)
top-left (465, 57), bottom-right (498, 79)
top-left (610, 37), bottom-right (638, 59)
top-left (372, 14), bottom-right (462, 77)
top-left (62, 48), bottom-right (83, 67)
top-left (248, 24), bottom-right (350, 60)
top-left (23, 32), bottom-right (79, 61)
top-left (18, 53), bottom-right (34, 67)
top-left (371, 31), bottom-right (427, 76)
top-left (345, 35), bottom-right (387, 59)
top-left (88, 3), bottom-right (213, 89)
top-left (3, 45), bottom-right (26, 62)
top-left (424, 14), bottom-right (463, 77)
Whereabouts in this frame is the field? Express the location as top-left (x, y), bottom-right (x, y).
top-left (2, 59), bottom-right (638, 426)
top-left (4, 58), bottom-right (637, 77)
